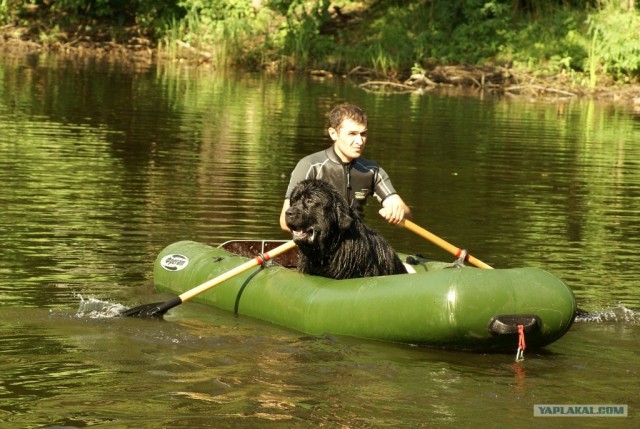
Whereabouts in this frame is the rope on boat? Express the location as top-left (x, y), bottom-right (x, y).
top-left (453, 249), bottom-right (468, 268)
top-left (515, 324), bottom-right (526, 362)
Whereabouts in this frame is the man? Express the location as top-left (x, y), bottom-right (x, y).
top-left (280, 103), bottom-right (411, 232)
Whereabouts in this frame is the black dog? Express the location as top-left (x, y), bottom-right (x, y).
top-left (285, 179), bottom-right (407, 279)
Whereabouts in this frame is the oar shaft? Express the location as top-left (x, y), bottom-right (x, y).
top-left (401, 220), bottom-right (493, 269)
top-left (179, 240), bottom-right (297, 302)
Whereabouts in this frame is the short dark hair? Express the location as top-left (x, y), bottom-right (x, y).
top-left (328, 103), bottom-right (367, 130)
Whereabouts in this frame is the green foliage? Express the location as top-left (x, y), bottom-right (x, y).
top-left (586, 1), bottom-right (640, 86)
top-left (0, 0), bottom-right (7, 24)
top-left (0, 0), bottom-right (22, 24)
top-left (428, 0), bottom-right (514, 63)
top-left (0, 0), bottom-right (183, 38)
top-left (505, 8), bottom-right (588, 75)
top-left (144, 0), bottom-right (640, 87)
top-left (162, 0), bottom-right (277, 68)
top-left (329, 3), bottom-right (427, 76)
top-left (2, 0), bottom-right (639, 85)
top-left (265, 0), bottom-right (334, 67)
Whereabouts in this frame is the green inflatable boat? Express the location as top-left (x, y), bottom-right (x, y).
top-left (152, 240), bottom-right (577, 351)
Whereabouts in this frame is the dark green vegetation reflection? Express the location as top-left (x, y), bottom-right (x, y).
top-left (0, 57), bottom-right (639, 428)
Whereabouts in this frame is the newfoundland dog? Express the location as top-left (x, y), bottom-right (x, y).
top-left (284, 179), bottom-right (407, 279)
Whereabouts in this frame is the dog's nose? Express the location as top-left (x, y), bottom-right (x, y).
top-left (284, 208), bottom-right (296, 225)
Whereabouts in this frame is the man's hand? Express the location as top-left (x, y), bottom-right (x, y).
top-left (379, 195), bottom-right (412, 225)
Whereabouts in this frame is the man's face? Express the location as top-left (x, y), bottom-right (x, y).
top-left (329, 119), bottom-right (367, 163)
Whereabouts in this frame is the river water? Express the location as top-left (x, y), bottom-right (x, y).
top-left (0, 54), bottom-right (638, 428)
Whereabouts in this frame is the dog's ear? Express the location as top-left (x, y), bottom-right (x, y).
top-left (335, 203), bottom-right (353, 232)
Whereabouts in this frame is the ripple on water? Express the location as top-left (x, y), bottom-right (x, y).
top-left (75, 296), bottom-right (128, 318)
top-left (575, 304), bottom-right (640, 324)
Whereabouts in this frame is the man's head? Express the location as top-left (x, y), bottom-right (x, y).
top-left (327, 103), bottom-right (368, 163)
top-left (328, 103), bottom-right (367, 130)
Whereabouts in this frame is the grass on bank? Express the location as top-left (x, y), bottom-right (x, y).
top-left (1, 0), bottom-right (639, 91)
top-left (152, 1), bottom-right (639, 90)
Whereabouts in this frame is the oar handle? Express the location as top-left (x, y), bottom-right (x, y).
top-left (179, 240), bottom-right (298, 302)
top-left (400, 219), bottom-right (493, 269)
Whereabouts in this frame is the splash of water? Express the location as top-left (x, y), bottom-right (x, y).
top-left (575, 304), bottom-right (640, 324)
top-left (76, 295), bottom-right (127, 318)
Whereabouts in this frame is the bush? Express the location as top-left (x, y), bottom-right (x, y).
top-left (586, 1), bottom-right (640, 85)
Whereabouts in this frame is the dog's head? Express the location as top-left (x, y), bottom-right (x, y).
top-left (285, 179), bottom-right (353, 249)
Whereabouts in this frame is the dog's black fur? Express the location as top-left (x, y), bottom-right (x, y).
top-left (285, 179), bottom-right (407, 279)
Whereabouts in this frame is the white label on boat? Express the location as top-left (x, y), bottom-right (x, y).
top-left (160, 254), bottom-right (189, 271)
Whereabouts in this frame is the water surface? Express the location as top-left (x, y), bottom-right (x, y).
top-left (0, 55), bottom-right (638, 428)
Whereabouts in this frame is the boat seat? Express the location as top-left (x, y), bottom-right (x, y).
top-left (219, 240), bottom-right (299, 268)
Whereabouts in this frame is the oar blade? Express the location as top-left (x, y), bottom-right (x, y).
top-left (119, 302), bottom-right (167, 318)
top-left (120, 296), bottom-right (182, 318)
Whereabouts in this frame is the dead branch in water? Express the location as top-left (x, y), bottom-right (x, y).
top-left (359, 80), bottom-right (417, 93)
top-left (505, 84), bottom-right (576, 97)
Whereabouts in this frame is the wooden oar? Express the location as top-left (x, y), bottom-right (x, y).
top-left (400, 219), bottom-right (493, 269)
top-left (121, 240), bottom-right (298, 318)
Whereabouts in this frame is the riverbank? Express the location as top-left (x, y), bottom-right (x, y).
top-left (2, 22), bottom-right (640, 106)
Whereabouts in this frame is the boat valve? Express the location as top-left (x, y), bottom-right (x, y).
top-left (487, 314), bottom-right (541, 335)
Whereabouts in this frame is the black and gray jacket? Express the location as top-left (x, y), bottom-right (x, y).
top-left (284, 147), bottom-right (398, 216)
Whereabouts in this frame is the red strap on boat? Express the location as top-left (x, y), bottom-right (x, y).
top-left (254, 253), bottom-right (269, 265)
top-left (454, 247), bottom-right (470, 263)
top-left (515, 324), bottom-right (526, 362)
top-left (518, 324), bottom-right (526, 350)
